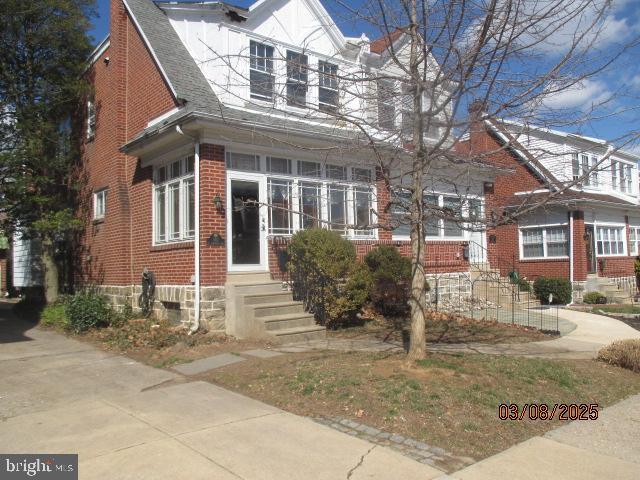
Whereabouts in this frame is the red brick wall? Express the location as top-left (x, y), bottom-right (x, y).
top-left (77, 0), bottom-right (179, 287)
top-left (199, 144), bottom-right (227, 286)
top-left (572, 212), bottom-right (587, 281)
top-left (267, 238), bottom-right (469, 279)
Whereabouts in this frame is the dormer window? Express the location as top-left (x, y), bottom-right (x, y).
top-left (318, 61), bottom-right (338, 113)
top-left (249, 40), bottom-right (274, 101)
top-left (286, 51), bottom-right (308, 107)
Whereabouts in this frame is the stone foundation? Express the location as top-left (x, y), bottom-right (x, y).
top-left (426, 272), bottom-right (472, 304)
top-left (571, 281), bottom-right (586, 303)
top-left (93, 284), bottom-right (226, 331)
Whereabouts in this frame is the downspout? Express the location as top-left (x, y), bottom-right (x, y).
top-left (569, 211), bottom-right (574, 304)
top-left (176, 126), bottom-right (200, 333)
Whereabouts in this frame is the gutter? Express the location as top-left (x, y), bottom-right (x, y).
top-left (176, 126), bottom-right (200, 334)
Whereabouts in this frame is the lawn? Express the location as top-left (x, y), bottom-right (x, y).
top-left (204, 350), bottom-right (640, 462)
top-left (592, 305), bottom-right (640, 314)
top-left (330, 312), bottom-right (554, 344)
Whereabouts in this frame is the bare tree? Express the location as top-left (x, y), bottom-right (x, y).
top-left (200, 0), bottom-right (638, 361)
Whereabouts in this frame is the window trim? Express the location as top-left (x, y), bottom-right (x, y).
top-left (93, 188), bottom-right (107, 220)
top-left (153, 156), bottom-right (196, 245)
top-left (518, 224), bottom-right (570, 260)
top-left (86, 99), bottom-right (96, 140)
top-left (595, 224), bottom-right (627, 257)
top-left (249, 40), bottom-right (275, 102)
top-left (630, 226), bottom-right (640, 256)
top-left (286, 50), bottom-right (308, 107)
top-left (226, 151), bottom-right (377, 239)
top-left (318, 60), bottom-right (339, 113)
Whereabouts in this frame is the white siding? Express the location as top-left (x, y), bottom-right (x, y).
top-left (12, 234), bottom-right (43, 288)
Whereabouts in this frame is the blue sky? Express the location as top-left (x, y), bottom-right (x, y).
top-left (89, 0), bottom-right (640, 150)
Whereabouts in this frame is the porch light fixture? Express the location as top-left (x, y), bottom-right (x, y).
top-left (213, 195), bottom-right (223, 212)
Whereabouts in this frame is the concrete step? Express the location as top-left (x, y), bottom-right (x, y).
top-left (262, 312), bottom-right (317, 331)
top-left (273, 325), bottom-right (326, 344)
top-left (230, 281), bottom-right (284, 295)
top-left (243, 291), bottom-right (293, 305)
top-left (227, 272), bottom-right (272, 283)
top-left (252, 301), bottom-right (305, 318)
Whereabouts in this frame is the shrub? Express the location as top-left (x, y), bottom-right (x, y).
top-left (597, 339), bottom-right (640, 373)
top-left (40, 303), bottom-right (69, 329)
top-left (583, 291), bottom-right (607, 305)
top-left (288, 229), bottom-right (372, 327)
top-left (533, 277), bottom-right (572, 305)
top-left (364, 245), bottom-right (412, 315)
top-left (66, 292), bottom-right (113, 333)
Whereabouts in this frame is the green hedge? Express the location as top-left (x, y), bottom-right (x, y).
top-left (364, 245), bottom-right (411, 315)
top-left (66, 292), bottom-right (113, 333)
top-left (288, 229), bottom-right (372, 327)
top-left (583, 291), bottom-right (607, 305)
top-left (533, 277), bottom-right (572, 305)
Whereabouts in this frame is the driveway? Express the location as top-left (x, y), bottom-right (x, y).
top-left (0, 302), bottom-right (442, 479)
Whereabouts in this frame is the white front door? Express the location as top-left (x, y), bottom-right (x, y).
top-left (226, 173), bottom-right (268, 272)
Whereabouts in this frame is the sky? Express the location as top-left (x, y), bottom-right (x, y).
top-left (89, 0), bottom-right (640, 151)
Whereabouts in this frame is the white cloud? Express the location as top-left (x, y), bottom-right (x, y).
top-left (542, 80), bottom-right (612, 110)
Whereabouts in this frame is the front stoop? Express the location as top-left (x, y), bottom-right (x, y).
top-left (225, 273), bottom-right (326, 343)
top-left (585, 274), bottom-right (633, 304)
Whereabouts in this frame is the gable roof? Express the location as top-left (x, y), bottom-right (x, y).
top-left (122, 0), bottom-right (221, 114)
top-left (484, 117), bottom-right (562, 190)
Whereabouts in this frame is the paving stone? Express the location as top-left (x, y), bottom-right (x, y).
top-left (355, 424), bottom-right (368, 432)
top-left (414, 441), bottom-right (430, 451)
top-left (390, 434), bottom-right (406, 444)
top-left (429, 447), bottom-right (447, 456)
top-left (404, 438), bottom-right (419, 447)
top-left (241, 349), bottom-right (283, 359)
top-left (414, 450), bottom-right (434, 459)
top-left (363, 426), bottom-right (380, 436)
top-left (173, 353), bottom-right (245, 375)
top-left (376, 432), bottom-right (391, 440)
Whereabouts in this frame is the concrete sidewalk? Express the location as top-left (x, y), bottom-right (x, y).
top-left (0, 303), bottom-right (442, 479)
top-left (449, 394), bottom-right (640, 479)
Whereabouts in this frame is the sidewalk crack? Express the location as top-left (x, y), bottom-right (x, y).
top-left (347, 445), bottom-right (376, 479)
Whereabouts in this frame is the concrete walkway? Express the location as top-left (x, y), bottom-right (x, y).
top-left (0, 303), bottom-right (442, 479)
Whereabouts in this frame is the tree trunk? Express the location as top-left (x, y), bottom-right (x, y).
top-left (42, 240), bottom-right (59, 304)
top-left (406, 0), bottom-right (428, 363)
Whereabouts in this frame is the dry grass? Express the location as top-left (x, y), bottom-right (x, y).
top-left (205, 350), bottom-right (640, 460)
top-left (597, 339), bottom-right (640, 373)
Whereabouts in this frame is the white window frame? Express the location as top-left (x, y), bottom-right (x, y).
top-left (424, 193), bottom-right (466, 240)
top-left (226, 151), bottom-right (377, 239)
top-left (286, 50), bottom-right (308, 107)
top-left (86, 99), bottom-right (96, 140)
top-left (153, 156), bottom-right (195, 245)
top-left (93, 188), bottom-right (107, 220)
top-left (249, 40), bottom-right (275, 102)
top-left (318, 60), bottom-right (338, 113)
top-left (595, 224), bottom-right (627, 257)
top-left (518, 224), bottom-right (570, 260)
top-left (630, 226), bottom-right (640, 256)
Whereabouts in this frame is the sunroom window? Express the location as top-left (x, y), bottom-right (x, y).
top-left (299, 182), bottom-right (322, 229)
top-left (353, 187), bottom-right (374, 236)
top-left (328, 185), bottom-right (348, 232)
top-left (154, 156), bottom-right (195, 243)
top-left (630, 227), bottom-right (640, 255)
top-left (596, 226), bottom-right (625, 256)
top-left (249, 40), bottom-right (274, 101)
top-left (391, 189), bottom-right (411, 237)
top-left (267, 178), bottom-right (293, 234)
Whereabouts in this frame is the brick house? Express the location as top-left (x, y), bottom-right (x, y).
top-left (465, 115), bottom-right (640, 301)
top-left (77, 0), bottom-right (499, 337)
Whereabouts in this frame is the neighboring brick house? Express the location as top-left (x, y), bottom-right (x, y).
top-left (77, 0), bottom-right (498, 331)
top-left (464, 114), bottom-right (640, 300)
